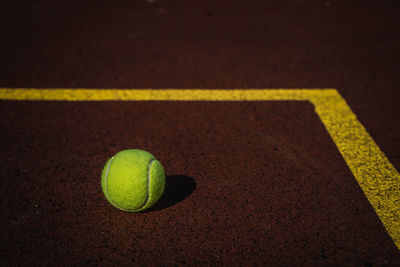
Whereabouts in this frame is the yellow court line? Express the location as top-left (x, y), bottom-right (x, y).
top-left (1, 88), bottom-right (399, 249)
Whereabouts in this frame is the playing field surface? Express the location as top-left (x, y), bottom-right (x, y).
top-left (1, 1), bottom-right (399, 265)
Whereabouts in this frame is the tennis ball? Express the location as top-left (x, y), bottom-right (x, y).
top-left (101, 149), bottom-right (165, 212)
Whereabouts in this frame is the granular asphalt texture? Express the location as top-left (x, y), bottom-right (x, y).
top-left (1, 0), bottom-right (400, 265)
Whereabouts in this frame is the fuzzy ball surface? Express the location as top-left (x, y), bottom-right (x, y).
top-left (101, 149), bottom-right (165, 212)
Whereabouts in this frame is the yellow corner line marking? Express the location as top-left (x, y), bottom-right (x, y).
top-left (1, 88), bottom-right (399, 249)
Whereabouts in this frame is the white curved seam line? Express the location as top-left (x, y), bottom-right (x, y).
top-left (104, 157), bottom-right (117, 206)
top-left (136, 158), bottom-right (155, 210)
top-left (105, 156), bottom-right (133, 212)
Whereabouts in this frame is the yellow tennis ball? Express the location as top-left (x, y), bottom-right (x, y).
top-left (101, 149), bottom-right (165, 212)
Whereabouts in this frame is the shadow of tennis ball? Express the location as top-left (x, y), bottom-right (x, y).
top-left (148, 175), bottom-right (196, 212)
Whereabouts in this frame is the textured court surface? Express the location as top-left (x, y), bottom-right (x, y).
top-left (1, 0), bottom-right (400, 265)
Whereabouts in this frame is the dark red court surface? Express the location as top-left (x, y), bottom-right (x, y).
top-left (1, 0), bottom-right (400, 265)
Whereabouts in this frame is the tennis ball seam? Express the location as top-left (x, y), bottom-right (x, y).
top-left (103, 156), bottom-right (117, 208)
top-left (103, 157), bottom-right (155, 212)
top-left (136, 158), bottom-right (155, 211)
